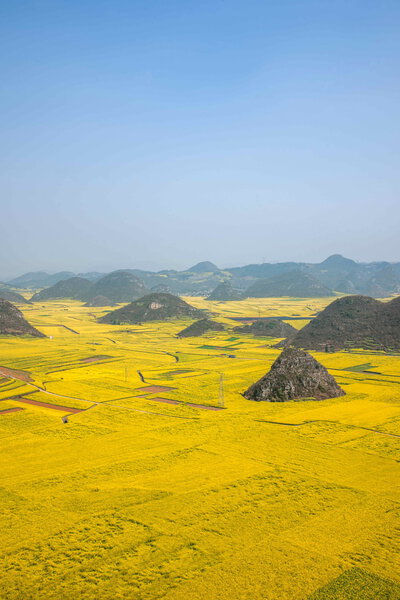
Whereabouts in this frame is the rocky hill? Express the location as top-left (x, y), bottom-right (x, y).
top-left (234, 319), bottom-right (297, 338)
top-left (244, 347), bottom-right (345, 402)
top-left (0, 299), bottom-right (45, 337)
top-left (206, 282), bottom-right (243, 301)
top-left (99, 293), bottom-right (205, 324)
top-left (177, 318), bottom-right (225, 337)
top-left (31, 277), bottom-right (92, 302)
top-left (86, 271), bottom-right (147, 303)
top-left (245, 270), bottom-right (333, 298)
top-left (284, 295), bottom-right (400, 351)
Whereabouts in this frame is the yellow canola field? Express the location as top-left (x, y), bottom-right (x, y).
top-left (0, 297), bottom-right (399, 600)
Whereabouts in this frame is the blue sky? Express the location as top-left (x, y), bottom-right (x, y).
top-left (1, 0), bottom-right (399, 277)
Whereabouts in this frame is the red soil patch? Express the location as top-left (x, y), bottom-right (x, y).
top-left (148, 397), bottom-right (181, 406)
top-left (0, 407), bottom-right (24, 415)
top-left (135, 385), bottom-right (176, 394)
top-left (0, 366), bottom-right (33, 382)
top-left (14, 397), bottom-right (83, 413)
top-left (80, 355), bottom-right (112, 363)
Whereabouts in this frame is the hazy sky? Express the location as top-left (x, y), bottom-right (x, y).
top-left (1, 0), bottom-right (400, 278)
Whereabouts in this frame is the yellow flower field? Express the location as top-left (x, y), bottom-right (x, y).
top-left (0, 297), bottom-right (399, 599)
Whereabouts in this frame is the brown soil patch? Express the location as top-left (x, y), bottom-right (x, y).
top-left (135, 385), bottom-right (176, 394)
top-left (80, 355), bottom-right (112, 363)
top-left (14, 397), bottom-right (83, 413)
top-left (0, 366), bottom-right (33, 382)
top-left (0, 407), bottom-right (24, 415)
top-left (149, 397), bottom-right (181, 405)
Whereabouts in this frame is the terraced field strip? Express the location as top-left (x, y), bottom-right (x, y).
top-left (13, 397), bottom-right (84, 413)
top-left (0, 407), bottom-right (24, 415)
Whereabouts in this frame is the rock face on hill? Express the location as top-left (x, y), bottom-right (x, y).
top-left (0, 287), bottom-right (30, 304)
top-left (86, 271), bottom-right (147, 303)
top-left (0, 299), bottom-right (45, 337)
top-left (285, 295), bottom-right (400, 351)
top-left (31, 277), bottom-right (92, 302)
top-left (244, 347), bottom-right (345, 402)
top-left (177, 318), bottom-right (225, 337)
top-left (99, 293), bottom-right (205, 324)
top-left (245, 270), bottom-right (333, 298)
top-left (234, 319), bottom-right (297, 338)
top-left (206, 282), bottom-right (243, 301)
top-left (84, 295), bottom-right (116, 307)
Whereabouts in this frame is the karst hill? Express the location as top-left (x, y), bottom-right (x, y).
top-left (234, 319), bottom-right (297, 338)
top-left (284, 295), bottom-right (400, 351)
top-left (244, 347), bottom-right (345, 402)
top-left (0, 299), bottom-right (45, 337)
top-left (99, 293), bottom-right (205, 324)
top-left (177, 318), bottom-right (225, 337)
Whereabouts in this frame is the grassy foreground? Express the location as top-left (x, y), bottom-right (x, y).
top-left (1, 297), bottom-right (399, 600)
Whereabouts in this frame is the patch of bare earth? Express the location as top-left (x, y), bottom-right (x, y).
top-left (0, 366), bottom-right (33, 382)
top-left (80, 355), bottom-right (112, 363)
top-left (135, 385), bottom-right (176, 394)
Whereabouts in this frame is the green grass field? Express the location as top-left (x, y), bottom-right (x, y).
top-left (1, 297), bottom-right (399, 599)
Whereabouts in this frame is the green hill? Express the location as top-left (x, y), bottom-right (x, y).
top-left (99, 293), bottom-right (205, 324)
top-left (177, 318), bottom-right (225, 337)
top-left (31, 277), bottom-right (92, 302)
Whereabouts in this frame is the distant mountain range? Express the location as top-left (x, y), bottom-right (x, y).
top-left (4, 255), bottom-right (400, 299)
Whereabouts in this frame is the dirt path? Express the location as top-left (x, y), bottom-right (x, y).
top-left (1, 373), bottom-right (199, 420)
top-left (255, 419), bottom-right (400, 439)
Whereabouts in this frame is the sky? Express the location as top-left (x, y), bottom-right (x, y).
top-left (1, 0), bottom-right (400, 278)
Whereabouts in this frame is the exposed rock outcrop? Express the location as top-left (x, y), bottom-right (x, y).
top-left (244, 347), bottom-right (345, 402)
top-left (0, 299), bottom-right (45, 337)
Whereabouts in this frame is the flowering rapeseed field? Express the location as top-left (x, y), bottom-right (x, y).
top-left (1, 297), bottom-right (399, 599)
